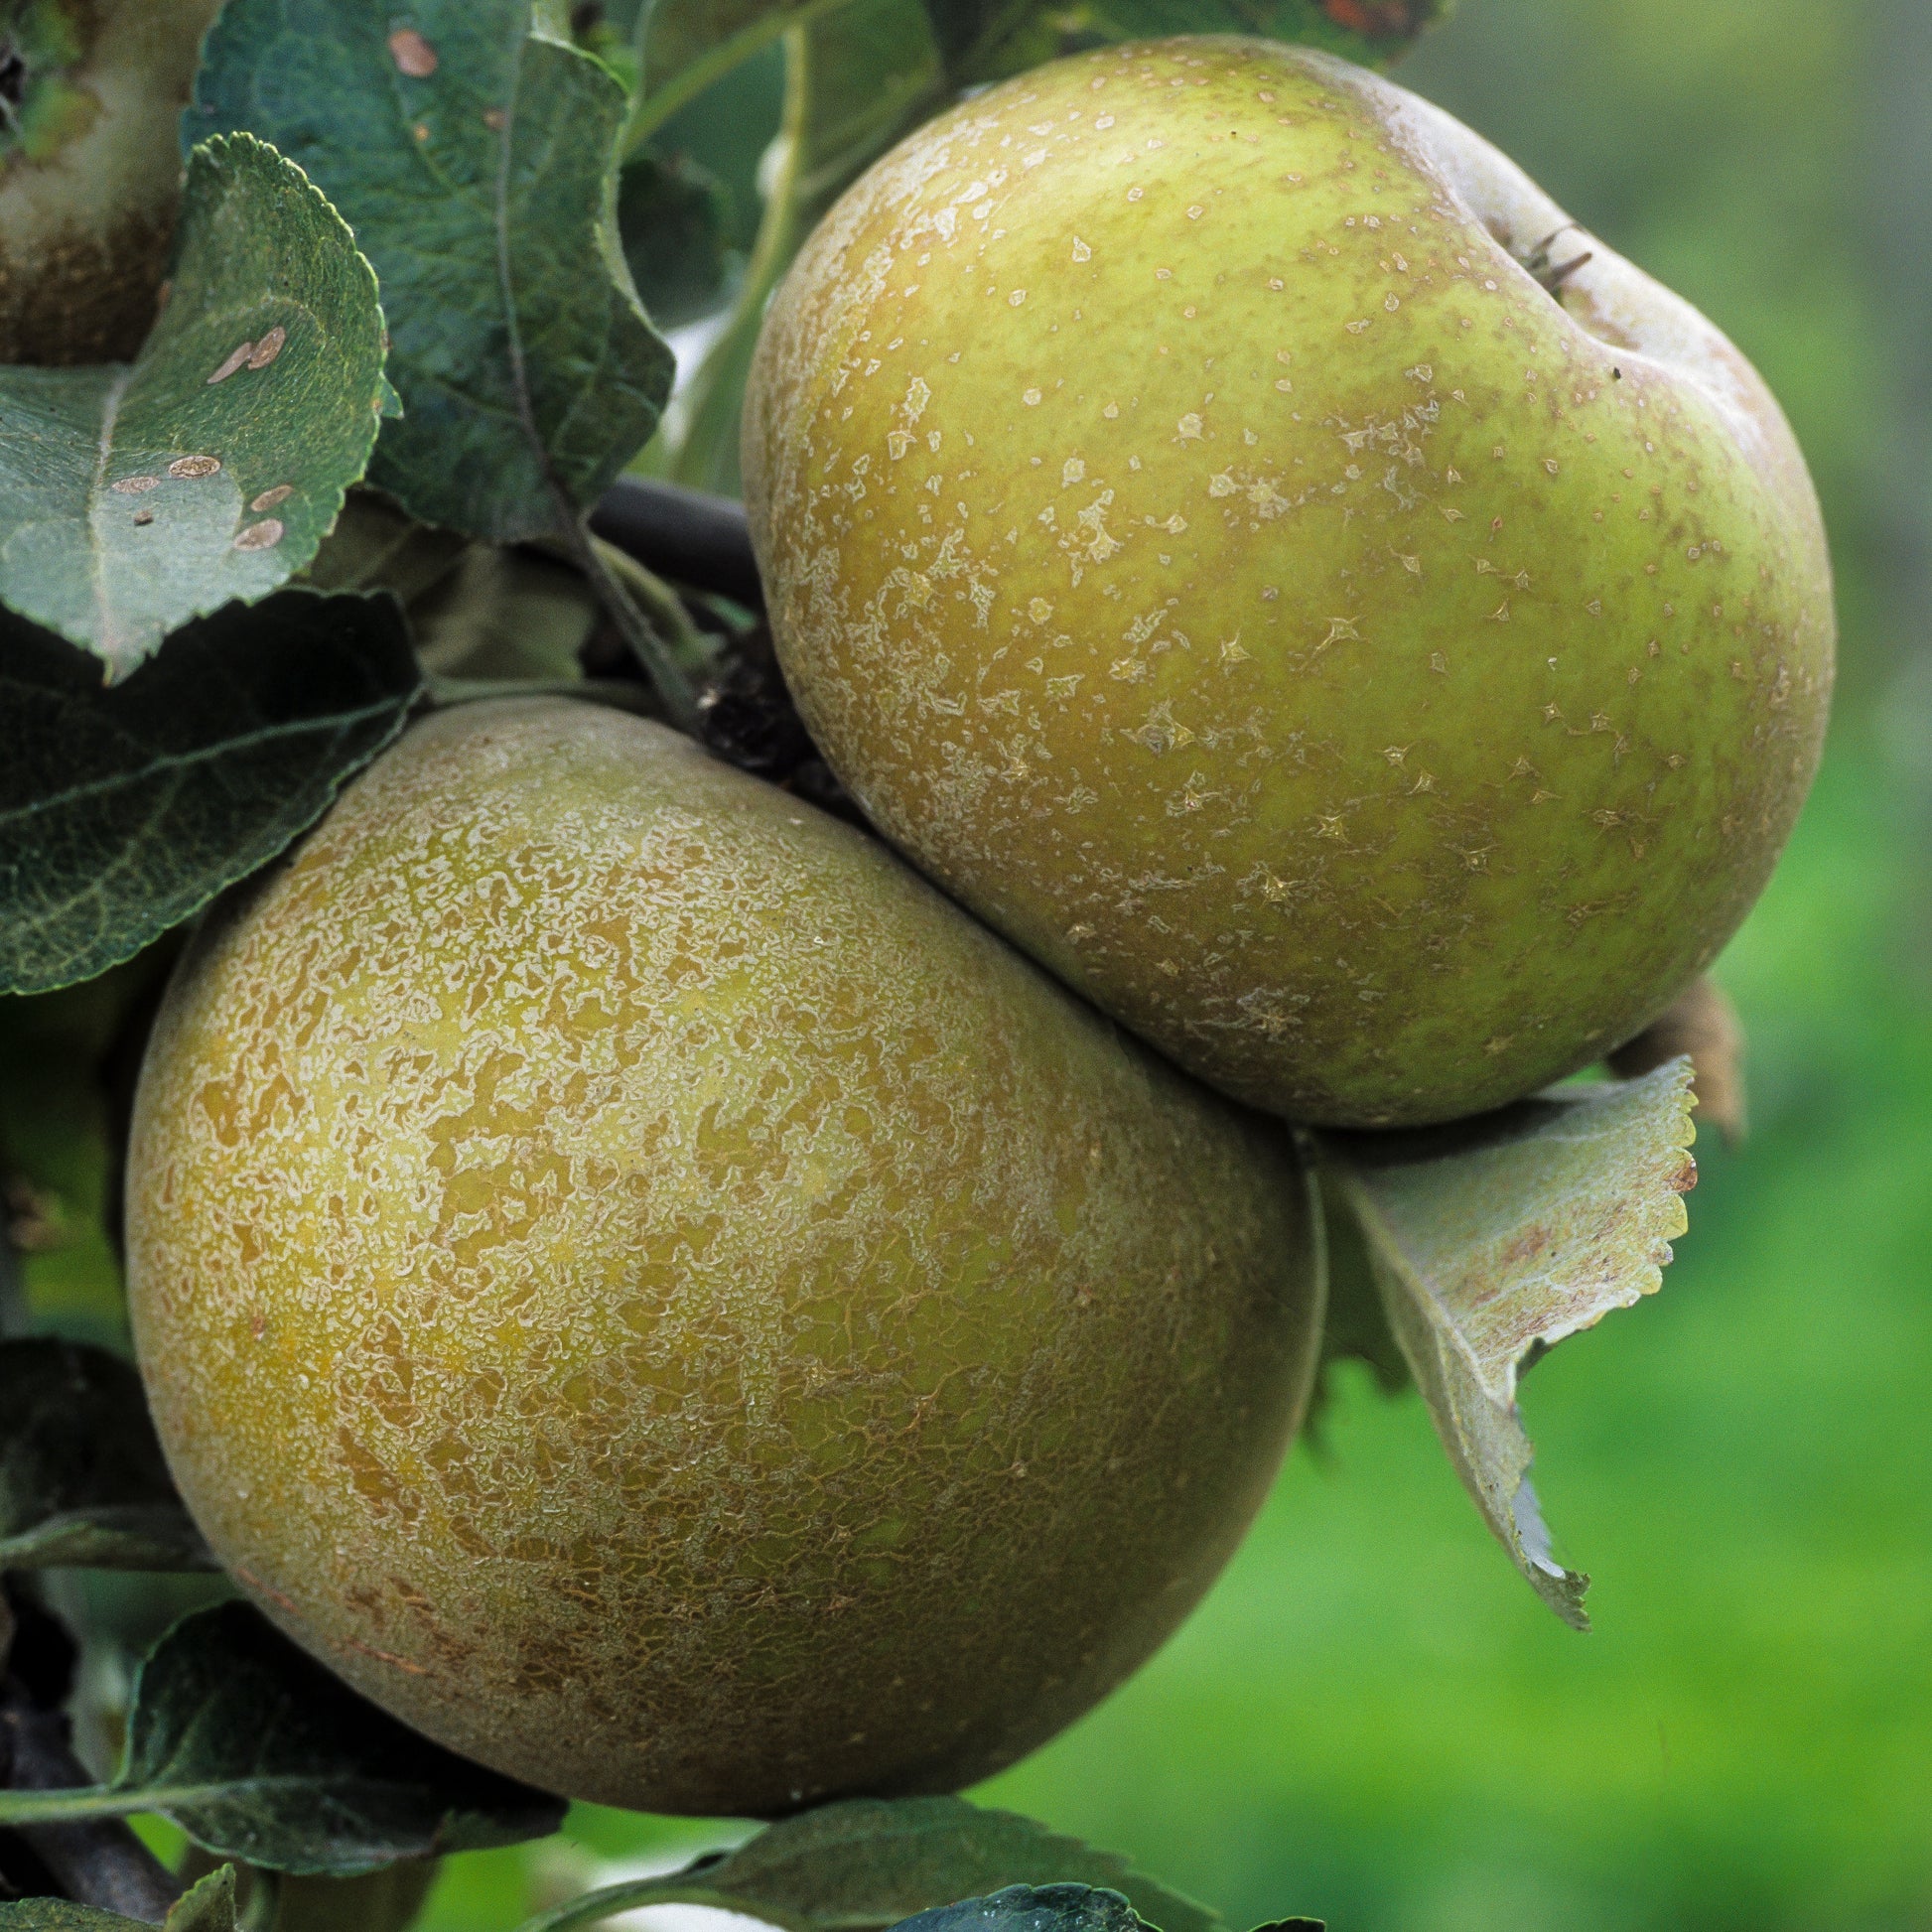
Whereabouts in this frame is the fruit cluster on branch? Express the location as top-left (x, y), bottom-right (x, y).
top-left (0, 0), bottom-right (1828, 1925)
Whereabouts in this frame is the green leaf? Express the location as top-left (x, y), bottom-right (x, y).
top-left (411, 546), bottom-right (603, 683)
top-left (620, 147), bottom-right (740, 329)
top-left (0, 591), bottom-right (419, 998)
top-left (175, 1853), bottom-right (442, 1932)
top-left (0, 1602), bottom-right (565, 1875)
top-left (568, 0), bottom-right (647, 95)
top-left (296, 490), bottom-right (470, 610)
top-left (519, 1798), bottom-right (1219, 1932)
top-left (0, 1337), bottom-right (214, 1572)
top-left (191, 0), bottom-right (676, 541)
top-left (924, 0), bottom-right (1449, 88)
top-left (1319, 1061), bottom-right (1699, 1630)
top-left (0, 134), bottom-right (387, 681)
top-left (0, 1906), bottom-right (134, 1931)
top-left (892, 1887), bottom-right (1149, 1932)
top-left (167, 1865), bottom-right (240, 1932)
top-left (0, 1864), bottom-right (239, 1932)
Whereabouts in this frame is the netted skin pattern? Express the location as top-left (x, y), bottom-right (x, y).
top-left (127, 699), bottom-right (1318, 1817)
top-left (743, 38), bottom-right (1833, 1128)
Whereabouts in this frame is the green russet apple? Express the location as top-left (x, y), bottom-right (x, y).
top-left (0, 0), bottom-right (224, 363)
top-left (743, 36), bottom-right (1834, 1128)
top-left (126, 697), bottom-right (1318, 1817)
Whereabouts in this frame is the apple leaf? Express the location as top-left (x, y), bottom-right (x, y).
top-left (885, 1888), bottom-right (1325, 1932)
top-left (1608, 977), bottom-right (1747, 1147)
top-left (0, 135), bottom-right (386, 681)
top-left (0, 1338), bottom-right (215, 1573)
top-left (0, 1603), bottom-right (566, 1875)
top-left (1318, 1061), bottom-right (1698, 1630)
top-left (190, 0), bottom-right (675, 542)
top-left (298, 490), bottom-right (470, 609)
top-left (920, 0), bottom-right (1448, 88)
top-left (0, 591), bottom-right (419, 998)
top-left (0, 1867), bottom-right (230, 1932)
top-left (0, 1864), bottom-right (237, 1932)
top-left (164, 1866), bottom-right (238, 1932)
top-left (516, 1799), bottom-right (1220, 1932)
top-left (620, 147), bottom-right (741, 330)
top-left (0, 1910), bottom-right (143, 1932)
top-left (892, 1889), bottom-right (1147, 1932)
top-left (411, 547), bottom-right (604, 684)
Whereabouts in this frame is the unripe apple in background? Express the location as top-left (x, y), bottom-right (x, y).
top-left (0, 0), bottom-right (223, 364)
top-left (745, 36), bottom-right (1835, 1128)
top-left (127, 699), bottom-right (1318, 1817)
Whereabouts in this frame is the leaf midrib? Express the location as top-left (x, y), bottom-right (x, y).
top-left (85, 366), bottom-right (137, 678)
top-left (0, 695), bottom-right (405, 833)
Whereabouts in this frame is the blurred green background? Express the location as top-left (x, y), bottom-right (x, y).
top-left (457, 2), bottom-right (1932, 1927)
top-left (12, 1), bottom-right (1929, 1927)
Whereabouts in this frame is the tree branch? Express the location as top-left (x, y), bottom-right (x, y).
top-left (589, 478), bottom-right (762, 609)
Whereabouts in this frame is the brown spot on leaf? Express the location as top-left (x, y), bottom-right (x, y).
top-left (110, 475), bottom-right (162, 494)
top-left (247, 326), bottom-right (288, 370)
top-left (1499, 1225), bottom-right (1551, 1268)
top-left (251, 484), bottom-right (294, 512)
top-left (388, 28), bottom-right (439, 76)
top-left (208, 341), bottom-right (255, 384)
top-left (169, 456), bottom-right (221, 480)
top-left (234, 518), bottom-right (286, 552)
top-left (133, 509), bottom-right (154, 527)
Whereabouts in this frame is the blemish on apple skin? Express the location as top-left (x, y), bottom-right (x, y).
top-left (208, 341), bottom-right (255, 385)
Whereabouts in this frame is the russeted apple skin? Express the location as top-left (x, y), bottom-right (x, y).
top-left (126, 699), bottom-right (1318, 1818)
top-left (743, 36), bottom-right (1835, 1128)
top-left (0, 0), bottom-right (224, 364)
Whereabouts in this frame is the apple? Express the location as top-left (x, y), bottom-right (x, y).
top-left (126, 697), bottom-right (1318, 1816)
top-left (743, 36), bottom-right (1834, 1127)
top-left (0, 0), bottom-right (224, 364)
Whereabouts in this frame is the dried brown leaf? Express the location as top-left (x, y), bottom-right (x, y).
top-left (1608, 976), bottom-right (1746, 1145)
top-left (1319, 1061), bottom-right (1698, 1628)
